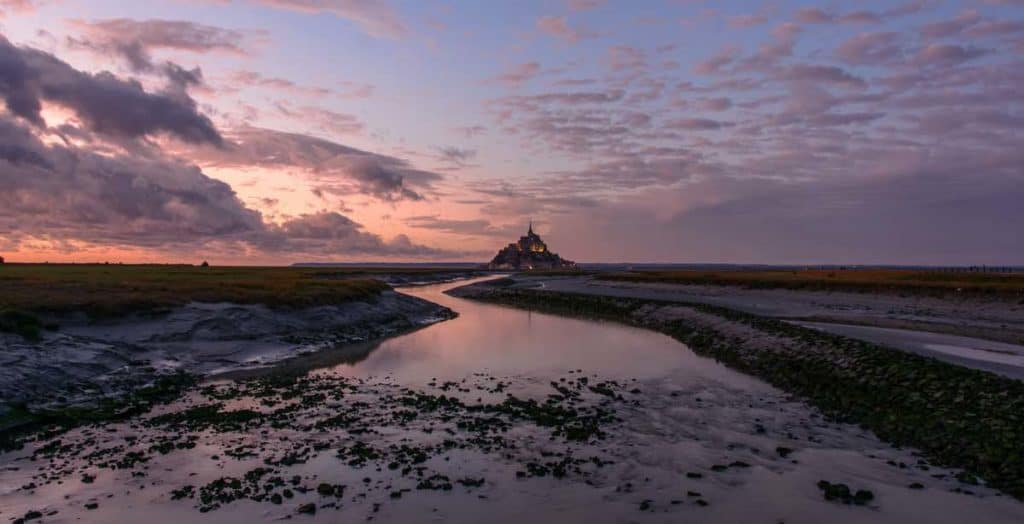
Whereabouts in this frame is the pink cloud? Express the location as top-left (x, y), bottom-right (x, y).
top-left (537, 15), bottom-right (596, 43)
top-left (913, 44), bottom-right (989, 66)
top-left (694, 45), bottom-right (739, 75)
top-left (835, 32), bottom-right (904, 65)
top-left (920, 10), bottom-right (981, 39)
top-left (487, 62), bottom-right (541, 86)
top-left (255, 0), bottom-right (406, 39)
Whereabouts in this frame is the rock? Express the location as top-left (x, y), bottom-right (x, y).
top-left (817, 480), bottom-right (874, 506)
top-left (296, 502), bottom-right (316, 514)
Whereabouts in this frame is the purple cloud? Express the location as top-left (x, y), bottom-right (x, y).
top-left (781, 64), bottom-right (868, 89)
top-left (835, 32), bottom-right (904, 65)
top-left (0, 35), bottom-right (221, 144)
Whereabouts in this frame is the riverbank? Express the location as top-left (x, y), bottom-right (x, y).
top-left (532, 275), bottom-right (1024, 346)
top-left (597, 268), bottom-right (1024, 297)
top-left (448, 278), bottom-right (1024, 500)
top-left (0, 265), bottom-right (461, 437)
top-left (4, 277), bottom-right (1024, 523)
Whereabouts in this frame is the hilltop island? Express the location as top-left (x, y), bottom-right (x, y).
top-left (487, 223), bottom-right (576, 270)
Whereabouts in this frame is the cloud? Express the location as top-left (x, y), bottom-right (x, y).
top-left (668, 117), bottom-right (730, 130)
top-left (404, 215), bottom-right (510, 238)
top-left (188, 126), bottom-right (442, 201)
top-left (913, 44), bottom-right (989, 67)
top-left (694, 45), bottom-right (739, 75)
top-left (486, 61), bottom-right (540, 86)
top-left (274, 102), bottom-right (364, 136)
top-left (65, 19), bottom-right (264, 92)
top-left (536, 15), bottom-right (596, 43)
top-left (605, 45), bottom-right (645, 72)
top-left (0, 35), bottom-right (222, 144)
top-left (228, 70), bottom-right (331, 96)
top-left (839, 11), bottom-right (882, 24)
top-left (548, 154), bottom-right (1024, 264)
top-left (436, 146), bottom-right (476, 169)
top-left (965, 19), bottom-right (1024, 38)
top-left (0, 114), bottom-right (456, 259)
top-left (835, 32), bottom-right (904, 65)
top-left (920, 10), bottom-right (981, 39)
top-left (254, 0), bottom-right (406, 39)
top-left (0, 115), bottom-right (260, 247)
top-left (695, 97), bottom-right (732, 111)
top-left (0, 0), bottom-right (44, 17)
top-left (794, 8), bottom-right (834, 24)
top-left (264, 212), bottom-right (452, 257)
top-left (452, 125), bottom-right (486, 138)
top-left (68, 18), bottom-right (253, 71)
top-left (494, 90), bottom-right (625, 110)
top-left (794, 3), bottom-right (928, 25)
top-left (337, 80), bottom-right (374, 98)
top-left (780, 64), bottom-right (867, 89)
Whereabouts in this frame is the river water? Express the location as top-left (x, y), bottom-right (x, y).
top-left (327, 276), bottom-right (739, 386)
top-left (2, 278), bottom-right (1023, 523)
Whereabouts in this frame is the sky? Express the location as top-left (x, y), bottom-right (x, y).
top-left (0, 0), bottom-right (1022, 265)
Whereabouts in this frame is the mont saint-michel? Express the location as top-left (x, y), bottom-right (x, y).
top-left (486, 223), bottom-right (576, 270)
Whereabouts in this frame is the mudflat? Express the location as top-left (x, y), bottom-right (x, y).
top-left (3, 277), bottom-right (1024, 524)
top-left (539, 275), bottom-right (1024, 345)
top-left (0, 265), bottom-right (461, 424)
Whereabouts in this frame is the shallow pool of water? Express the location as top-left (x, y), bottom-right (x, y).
top-left (324, 277), bottom-right (752, 388)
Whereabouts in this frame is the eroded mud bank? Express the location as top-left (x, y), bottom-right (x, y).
top-left (0, 290), bottom-right (454, 417)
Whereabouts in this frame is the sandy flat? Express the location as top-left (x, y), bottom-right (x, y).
top-left (530, 276), bottom-right (1024, 379)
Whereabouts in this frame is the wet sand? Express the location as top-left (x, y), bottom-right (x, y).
top-left (533, 276), bottom-right (1024, 379)
top-left (795, 321), bottom-right (1024, 380)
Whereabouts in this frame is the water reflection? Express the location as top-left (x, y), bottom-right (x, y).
top-left (323, 277), bottom-right (715, 384)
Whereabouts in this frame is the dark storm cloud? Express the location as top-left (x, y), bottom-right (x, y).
top-left (0, 116), bottom-right (258, 246)
top-left (0, 35), bottom-right (222, 144)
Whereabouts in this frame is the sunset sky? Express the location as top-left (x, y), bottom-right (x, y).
top-left (1, 0), bottom-right (1022, 265)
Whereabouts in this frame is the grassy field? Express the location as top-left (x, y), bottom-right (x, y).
top-left (0, 264), bottom-right (467, 324)
top-left (597, 269), bottom-right (1024, 296)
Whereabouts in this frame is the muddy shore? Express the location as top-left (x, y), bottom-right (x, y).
top-left (448, 277), bottom-right (1024, 500)
top-left (0, 290), bottom-right (454, 420)
top-left (3, 277), bottom-right (1024, 523)
top-left (536, 276), bottom-right (1024, 345)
